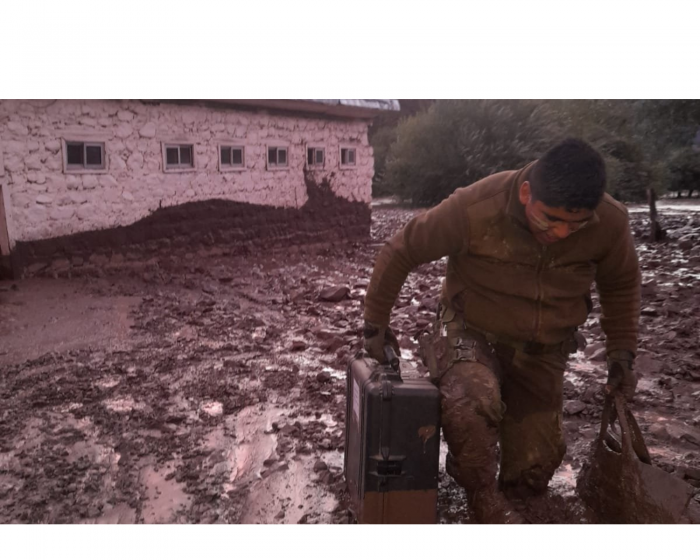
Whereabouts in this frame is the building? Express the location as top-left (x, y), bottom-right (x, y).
top-left (0, 99), bottom-right (399, 278)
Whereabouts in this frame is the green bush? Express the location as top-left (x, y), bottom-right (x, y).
top-left (597, 138), bottom-right (654, 203)
top-left (370, 100), bottom-right (434, 197)
top-left (666, 148), bottom-right (700, 197)
top-left (383, 100), bottom-right (564, 206)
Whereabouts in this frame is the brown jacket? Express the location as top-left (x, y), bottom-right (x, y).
top-left (364, 162), bottom-right (641, 354)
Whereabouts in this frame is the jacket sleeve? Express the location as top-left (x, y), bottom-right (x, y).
top-left (364, 191), bottom-right (469, 327)
top-left (595, 213), bottom-right (641, 355)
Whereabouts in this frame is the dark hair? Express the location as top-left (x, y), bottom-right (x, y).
top-left (530, 138), bottom-right (606, 210)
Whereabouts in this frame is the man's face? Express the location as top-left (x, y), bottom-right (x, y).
top-left (519, 182), bottom-right (594, 245)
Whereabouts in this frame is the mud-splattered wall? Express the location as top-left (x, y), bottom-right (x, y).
top-left (0, 100), bottom-right (375, 276)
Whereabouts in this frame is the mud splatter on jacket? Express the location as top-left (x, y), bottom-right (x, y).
top-left (364, 162), bottom-right (641, 354)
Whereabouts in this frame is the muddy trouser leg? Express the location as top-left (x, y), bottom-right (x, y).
top-left (434, 310), bottom-right (506, 495)
top-left (497, 348), bottom-right (568, 498)
top-left (440, 360), bottom-right (505, 492)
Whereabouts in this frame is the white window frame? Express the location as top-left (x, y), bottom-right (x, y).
top-left (62, 138), bottom-right (108, 174)
top-left (162, 142), bottom-right (196, 173)
top-left (339, 146), bottom-right (357, 169)
top-left (218, 144), bottom-right (246, 172)
top-left (267, 145), bottom-right (289, 170)
top-left (306, 145), bottom-right (325, 169)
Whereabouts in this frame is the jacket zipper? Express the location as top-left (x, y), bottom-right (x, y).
top-left (532, 246), bottom-right (547, 342)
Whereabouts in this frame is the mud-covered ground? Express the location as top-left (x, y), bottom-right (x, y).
top-left (1, 200), bottom-right (700, 524)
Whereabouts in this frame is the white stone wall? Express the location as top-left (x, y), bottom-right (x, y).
top-left (0, 100), bottom-right (374, 247)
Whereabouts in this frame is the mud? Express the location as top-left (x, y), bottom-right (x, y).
top-left (1, 199), bottom-right (699, 523)
top-left (9, 174), bottom-right (370, 279)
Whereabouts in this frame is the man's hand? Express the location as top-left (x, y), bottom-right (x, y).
top-left (606, 350), bottom-right (637, 399)
top-left (363, 321), bottom-right (400, 364)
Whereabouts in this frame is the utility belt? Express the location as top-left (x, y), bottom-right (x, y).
top-left (418, 303), bottom-right (583, 384)
top-left (438, 304), bottom-right (581, 357)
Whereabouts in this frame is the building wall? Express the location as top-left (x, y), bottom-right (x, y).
top-left (0, 100), bottom-right (375, 276)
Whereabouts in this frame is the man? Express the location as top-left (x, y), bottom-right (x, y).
top-left (363, 138), bottom-right (641, 523)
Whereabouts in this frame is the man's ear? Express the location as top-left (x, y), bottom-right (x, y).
top-left (519, 181), bottom-right (532, 205)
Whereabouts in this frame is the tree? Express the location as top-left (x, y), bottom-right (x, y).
top-left (666, 148), bottom-right (700, 197)
top-left (382, 100), bottom-right (563, 206)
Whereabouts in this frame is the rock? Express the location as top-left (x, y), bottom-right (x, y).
top-left (316, 371), bottom-right (331, 383)
top-left (681, 466), bottom-right (700, 481)
top-left (26, 262), bottom-right (48, 274)
top-left (635, 354), bottom-right (661, 377)
top-left (45, 139), bottom-right (61, 153)
top-left (589, 347), bottom-right (607, 362)
top-left (679, 239), bottom-right (694, 250)
top-left (139, 122), bottom-right (157, 138)
top-left (666, 422), bottom-right (700, 447)
top-left (115, 123), bottom-right (133, 138)
top-left (584, 341), bottom-right (605, 358)
top-left (51, 259), bottom-right (71, 273)
top-left (640, 280), bottom-right (657, 297)
top-left (648, 423), bottom-right (669, 440)
top-left (126, 152), bottom-right (144, 170)
top-left (322, 336), bottom-right (345, 354)
top-left (89, 254), bottom-right (110, 267)
top-left (564, 400), bottom-right (586, 415)
top-left (291, 340), bottom-right (307, 351)
top-left (319, 286), bottom-right (350, 302)
top-left (641, 306), bottom-right (659, 317)
top-left (7, 121), bottom-right (29, 135)
top-left (313, 460), bottom-right (328, 472)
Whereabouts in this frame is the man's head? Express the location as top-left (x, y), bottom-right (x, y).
top-left (519, 138), bottom-right (606, 245)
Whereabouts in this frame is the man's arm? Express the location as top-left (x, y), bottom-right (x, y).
top-left (595, 211), bottom-right (641, 398)
top-left (595, 214), bottom-right (641, 356)
top-left (364, 190), bottom-right (469, 328)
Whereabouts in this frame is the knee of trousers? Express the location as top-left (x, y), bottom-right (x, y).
top-left (439, 361), bottom-right (505, 437)
top-left (499, 411), bottom-right (567, 491)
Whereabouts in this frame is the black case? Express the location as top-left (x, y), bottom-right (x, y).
top-left (344, 351), bottom-right (441, 523)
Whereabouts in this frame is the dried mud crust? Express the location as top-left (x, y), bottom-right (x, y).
top-left (1, 203), bottom-right (700, 524)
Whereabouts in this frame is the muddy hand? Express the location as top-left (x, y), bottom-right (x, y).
top-left (363, 321), bottom-right (400, 364)
top-left (605, 350), bottom-right (637, 400)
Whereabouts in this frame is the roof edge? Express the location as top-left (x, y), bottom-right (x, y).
top-left (208, 99), bottom-right (400, 118)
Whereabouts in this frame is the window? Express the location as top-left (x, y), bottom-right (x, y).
top-left (64, 141), bottom-right (106, 171)
top-left (163, 144), bottom-right (194, 171)
top-left (219, 145), bottom-right (245, 170)
top-left (267, 146), bottom-right (288, 169)
top-left (340, 147), bottom-right (357, 167)
top-left (306, 146), bottom-right (325, 168)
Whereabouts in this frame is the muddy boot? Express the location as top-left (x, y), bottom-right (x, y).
top-left (440, 361), bottom-right (525, 523)
top-left (466, 483), bottom-right (526, 524)
top-left (446, 453), bottom-right (525, 524)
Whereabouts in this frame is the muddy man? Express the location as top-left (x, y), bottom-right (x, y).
top-left (363, 139), bottom-right (641, 523)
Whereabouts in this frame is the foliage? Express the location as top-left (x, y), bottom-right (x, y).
top-left (371, 99), bottom-right (700, 206)
top-left (370, 100), bottom-right (433, 197)
top-left (382, 100), bottom-right (564, 206)
top-left (666, 148), bottom-right (700, 196)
